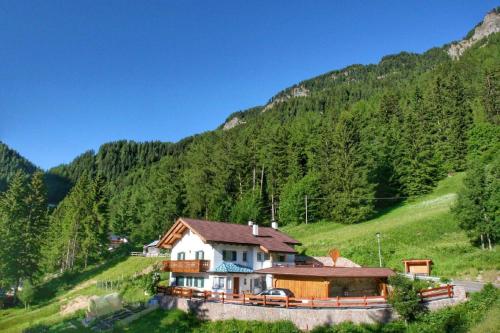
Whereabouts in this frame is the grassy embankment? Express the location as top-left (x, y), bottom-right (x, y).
top-left (283, 173), bottom-right (499, 280)
top-left (0, 256), bottom-right (163, 333)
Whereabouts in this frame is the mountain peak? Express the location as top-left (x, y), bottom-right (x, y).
top-left (448, 8), bottom-right (500, 59)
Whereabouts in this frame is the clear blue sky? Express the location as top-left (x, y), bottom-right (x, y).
top-left (1, 1), bottom-right (497, 169)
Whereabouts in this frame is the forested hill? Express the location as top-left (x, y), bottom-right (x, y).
top-left (0, 9), bottom-right (498, 274)
top-left (0, 141), bottom-right (38, 192)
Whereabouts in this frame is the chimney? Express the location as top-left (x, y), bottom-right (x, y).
top-left (252, 224), bottom-right (259, 236)
top-left (248, 221), bottom-right (254, 226)
top-left (271, 221), bottom-right (278, 230)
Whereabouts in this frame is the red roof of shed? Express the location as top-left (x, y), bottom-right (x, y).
top-left (255, 266), bottom-right (395, 278)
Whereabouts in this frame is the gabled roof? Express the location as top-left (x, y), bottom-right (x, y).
top-left (212, 262), bottom-right (253, 273)
top-left (144, 240), bottom-right (159, 248)
top-left (255, 266), bottom-right (395, 278)
top-left (157, 218), bottom-right (300, 253)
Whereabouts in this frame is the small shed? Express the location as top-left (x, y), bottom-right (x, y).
top-left (402, 259), bottom-right (433, 276)
top-left (143, 240), bottom-right (160, 257)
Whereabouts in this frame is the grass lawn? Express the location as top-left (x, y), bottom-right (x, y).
top-left (282, 173), bottom-right (499, 280)
top-left (0, 256), bottom-right (163, 333)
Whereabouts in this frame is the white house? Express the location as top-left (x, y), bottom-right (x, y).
top-left (157, 218), bottom-right (300, 295)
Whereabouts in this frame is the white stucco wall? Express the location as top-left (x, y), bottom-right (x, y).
top-left (170, 229), bottom-right (214, 268)
top-left (169, 229), bottom-right (296, 294)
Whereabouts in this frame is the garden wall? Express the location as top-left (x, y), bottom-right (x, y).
top-left (159, 285), bottom-right (467, 331)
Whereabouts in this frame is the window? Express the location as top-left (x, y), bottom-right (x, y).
top-left (244, 278), bottom-right (247, 286)
top-left (177, 276), bottom-right (185, 287)
top-left (278, 254), bottom-right (286, 262)
top-left (213, 277), bottom-right (225, 289)
top-left (242, 251), bottom-right (248, 262)
top-left (177, 252), bottom-right (185, 260)
top-left (223, 250), bottom-right (237, 261)
top-left (194, 277), bottom-right (204, 288)
top-left (195, 251), bottom-right (204, 260)
top-left (257, 252), bottom-right (269, 262)
top-left (186, 276), bottom-right (193, 287)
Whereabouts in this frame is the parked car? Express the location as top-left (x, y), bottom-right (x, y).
top-left (257, 288), bottom-right (294, 297)
top-left (248, 288), bottom-right (295, 306)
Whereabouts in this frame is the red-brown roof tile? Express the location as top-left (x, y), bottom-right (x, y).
top-left (160, 218), bottom-right (300, 253)
top-left (255, 266), bottom-right (395, 278)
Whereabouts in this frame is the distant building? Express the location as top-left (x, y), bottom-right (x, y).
top-left (143, 240), bottom-right (161, 257)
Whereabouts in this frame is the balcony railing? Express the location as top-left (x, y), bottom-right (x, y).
top-left (162, 259), bottom-right (210, 273)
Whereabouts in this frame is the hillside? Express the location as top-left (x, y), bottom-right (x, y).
top-left (0, 142), bottom-right (38, 192)
top-left (0, 256), bottom-right (164, 333)
top-left (283, 173), bottom-right (499, 280)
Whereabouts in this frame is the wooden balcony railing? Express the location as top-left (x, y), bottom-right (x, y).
top-left (162, 259), bottom-right (210, 273)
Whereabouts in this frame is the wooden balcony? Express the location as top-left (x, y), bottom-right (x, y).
top-left (162, 259), bottom-right (210, 273)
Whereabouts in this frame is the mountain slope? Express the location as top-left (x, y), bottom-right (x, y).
top-left (0, 141), bottom-right (38, 191)
top-left (283, 173), bottom-right (499, 280)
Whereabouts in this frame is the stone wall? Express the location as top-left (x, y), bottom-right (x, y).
top-left (159, 285), bottom-right (467, 331)
top-left (160, 296), bottom-right (394, 330)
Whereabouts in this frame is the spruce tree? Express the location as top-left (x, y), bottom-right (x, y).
top-left (0, 171), bottom-right (29, 295)
top-left (21, 171), bottom-right (48, 281)
top-left (320, 111), bottom-right (375, 224)
top-left (399, 87), bottom-right (439, 196)
top-left (442, 73), bottom-right (472, 172)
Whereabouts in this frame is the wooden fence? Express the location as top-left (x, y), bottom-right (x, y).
top-left (157, 284), bottom-right (455, 309)
top-left (157, 286), bottom-right (387, 308)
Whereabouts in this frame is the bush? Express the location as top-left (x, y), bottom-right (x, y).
top-left (387, 275), bottom-right (426, 323)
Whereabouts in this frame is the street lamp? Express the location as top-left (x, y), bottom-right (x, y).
top-left (376, 232), bottom-right (382, 267)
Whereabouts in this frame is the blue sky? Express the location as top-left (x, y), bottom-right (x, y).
top-left (1, 1), bottom-right (497, 169)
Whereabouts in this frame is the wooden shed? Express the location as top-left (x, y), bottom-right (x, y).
top-left (257, 266), bottom-right (395, 299)
top-left (402, 259), bottom-right (433, 276)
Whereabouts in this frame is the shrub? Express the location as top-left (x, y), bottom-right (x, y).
top-left (387, 275), bottom-right (425, 323)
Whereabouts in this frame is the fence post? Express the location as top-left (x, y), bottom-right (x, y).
top-left (243, 292), bottom-right (246, 305)
top-left (286, 296), bottom-right (289, 308)
top-left (336, 296), bottom-right (340, 307)
top-left (311, 297), bottom-right (314, 309)
top-left (447, 285), bottom-right (452, 298)
top-left (364, 296), bottom-right (367, 307)
top-left (263, 295), bottom-right (266, 306)
top-left (189, 288), bottom-right (193, 300)
top-left (204, 290), bottom-right (207, 301)
top-left (222, 292), bottom-right (225, 304)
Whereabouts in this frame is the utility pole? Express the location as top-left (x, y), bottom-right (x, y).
top-left (376, 232), bottom-right (382, 267)
top-left (305, 195), bottom-right (308, 224)
top-left (271, 194), bottom-right (275, 222)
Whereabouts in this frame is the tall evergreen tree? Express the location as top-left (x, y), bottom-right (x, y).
top-left (0, 171), bottom-right (29, 294)
top-left (320, 111), bottom-right (375, 224)
top-left (399, 87), bottom-right (440, 196)
top-left (20, 171), bottom-right (48, 281)
top-left (442, 73), bottom-right (473, 172)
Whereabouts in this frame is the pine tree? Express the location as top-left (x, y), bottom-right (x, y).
top-left (483, 67), bottom-right (500, 125)
top-left (0, 171), bottom-right (29, 295)
top-left (20, 171), bottom-right (48, 281)
top-left (320, 111), bottom-right (375, 224)
top-left (442, 73), bottom-right (472, 172)
top-left (399, 87), bottom-right (440, 196)
top-left (454, 156), bottom-right (499, 249)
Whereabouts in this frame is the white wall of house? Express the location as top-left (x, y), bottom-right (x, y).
top-left (171, 229), bottom-right (215, 268)
top-left (169, 229), bottom-right (296, 294)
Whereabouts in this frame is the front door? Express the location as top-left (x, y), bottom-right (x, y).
top-left (233, 277), bottom-right (240, 295)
